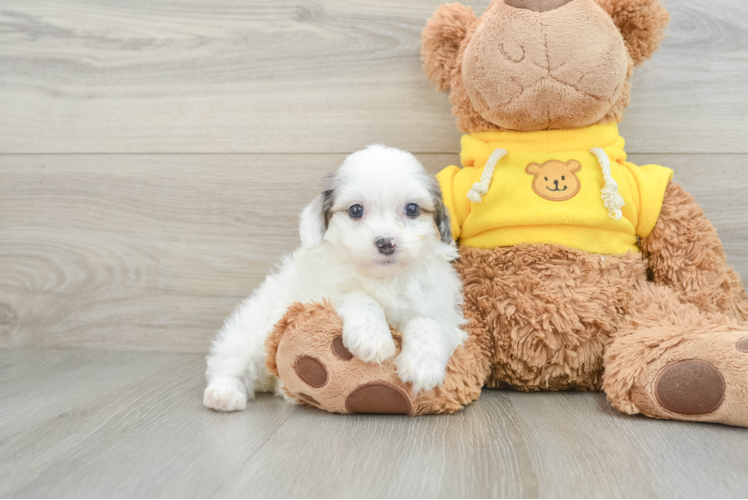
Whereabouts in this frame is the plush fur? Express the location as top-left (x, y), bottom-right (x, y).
top-left (265, 301), bottom-right (492, 415)
top-left (421, 0), bottom-right (668, 133)
top-left (421, 3), bottom-right (478, 92)
top-left (640, 183), bottom-right (748, 320)
top-left (256, 0), bottom-right (748, 427)
top-left (596, 0), bottom-right (671, 67)
top-left (204, 145), bottom-right (466, 411)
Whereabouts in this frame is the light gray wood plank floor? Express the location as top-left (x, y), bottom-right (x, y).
top-left (2, 349), bottom-right (748, 499)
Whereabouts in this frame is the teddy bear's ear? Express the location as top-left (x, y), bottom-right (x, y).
top-left (567, 160), bottom-right (582, 173)
top-left (421, 3), bottom-right (478, 91)
top-left (596, 0), bottom-right (670, 67)
top-left (526, 163), bottom-right (542, 175)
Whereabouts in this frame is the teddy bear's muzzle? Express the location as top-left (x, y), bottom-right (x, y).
top-left (505, 0), bottom-right (573, 12)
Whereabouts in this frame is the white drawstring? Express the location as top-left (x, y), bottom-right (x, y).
top-left (590, 147), bottom-right (625, 220)
top-left (467, 148), bottom-right (507, 203)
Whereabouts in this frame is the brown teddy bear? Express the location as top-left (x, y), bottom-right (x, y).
top-left (266, 0), bottom-right (748, 426)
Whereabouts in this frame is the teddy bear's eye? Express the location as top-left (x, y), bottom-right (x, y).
top-left (562, 176), bottom-right (566, 181)
top-left (544, 177), bottom-right (548, 181)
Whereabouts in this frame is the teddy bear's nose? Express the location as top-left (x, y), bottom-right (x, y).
top-left (505, 0), bottom-right (573, 12)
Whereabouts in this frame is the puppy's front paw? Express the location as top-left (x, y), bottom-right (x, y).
top-left (396, 352), bottom-right (447, 394)
top-left (204, 382), bottom-right (248, 412)
top-left (343, 319), bottom-right (396, 364)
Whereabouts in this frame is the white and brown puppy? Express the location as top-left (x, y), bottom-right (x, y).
top-left (204, 145), bottom-right (466, 412)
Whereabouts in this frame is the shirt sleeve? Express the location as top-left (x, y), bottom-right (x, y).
top-left (436, 165), bottom-right (475, 241)
top-left (624, 163), bottom-right (674, 238)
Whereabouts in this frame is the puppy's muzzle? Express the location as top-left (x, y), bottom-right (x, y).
top-left (375, 238), bottom-right (396, 256)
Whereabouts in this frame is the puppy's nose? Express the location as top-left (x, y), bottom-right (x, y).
top-left (375, 238), bottom-right (396, 256)
top-left (505, 0), bottom-right (573, 12)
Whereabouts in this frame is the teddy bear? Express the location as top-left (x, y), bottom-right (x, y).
top-left (265, 0), bottom-right (748, 426)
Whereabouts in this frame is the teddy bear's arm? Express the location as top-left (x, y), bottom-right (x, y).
top-left (640, 181), bottom-right (748, 321)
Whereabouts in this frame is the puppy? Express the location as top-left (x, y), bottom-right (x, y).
top-left (204, 145), bottom-right (466, 412)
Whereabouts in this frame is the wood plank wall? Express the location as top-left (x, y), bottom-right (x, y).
top-left (1, 0), bottom-right (747, 353)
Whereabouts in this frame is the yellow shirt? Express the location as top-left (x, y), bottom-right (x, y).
top-left (437, 123), bottom-right (673, 255)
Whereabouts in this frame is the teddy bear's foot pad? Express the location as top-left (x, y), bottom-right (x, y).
top-left (654, 360), bottom-right (725, 416)
top-left (631, 330), bottom-right (748, 427)
top-left (345, 382), bottom-right (412, 414)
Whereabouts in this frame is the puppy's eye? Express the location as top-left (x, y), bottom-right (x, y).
top-left (405, 203), bottom-right (420, 218)
top-left (348, 204), bottom-right (364, 219)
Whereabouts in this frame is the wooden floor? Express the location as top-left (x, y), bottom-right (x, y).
top-left (1, 349), bottom-right (748, 498)
top-left (2, 0), bottom-right (748, 497)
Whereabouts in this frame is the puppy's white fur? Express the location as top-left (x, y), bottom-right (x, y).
top-left (204, 145), bottom-right (466, 412)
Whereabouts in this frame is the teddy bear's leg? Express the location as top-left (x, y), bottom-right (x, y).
top-left (604, 282), bottom-right (748, 427)
top-left (641, 182), bottom-right (748, 321)
top-left (454, 244), bottom-right (650, 392)
top-left (265, 301), bottom-right (492, 416)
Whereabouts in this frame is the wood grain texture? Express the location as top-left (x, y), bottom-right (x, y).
top-left (0, 0), bottom-right (747, 154)
top-left (1, 349), bottom-right (748, 498)
top-left (1, 153), bottom-right (746, 354)
top-left (0, 153), bottom-right (457, 353)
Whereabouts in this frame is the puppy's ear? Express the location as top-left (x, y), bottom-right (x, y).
top-left (596, 0), bottom-right (670, 67)
top-left (299, 178), bottom-right (335, 247)
top-left (428, 178), bottom-right (453, 244)
top-left (421, 3), bottom-right (478, 91)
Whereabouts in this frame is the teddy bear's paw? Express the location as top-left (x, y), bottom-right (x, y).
top-left (204, 381), bottom-right (248, 412)
top-left (285, 333), bottom-right (414, 415)
top-left (268, 301), bottom-right (487, 416)
top-left (632, 329), bottom-right (748, 427)
top-left (271, 302), bottom-right (418, 415)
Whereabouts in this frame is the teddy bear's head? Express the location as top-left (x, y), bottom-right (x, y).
top-left (421, 0), bottom-right (670, 132)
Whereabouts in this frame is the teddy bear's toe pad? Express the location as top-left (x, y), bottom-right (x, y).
top-left (736, 338), bottom-right (748, 353)
top-left (654, 360), bottom-right (725, 416)
top-left (294, 356), bottom-right (329, 388)
top-left (345, 382), bottom-right (412, 415)
top-left (332, 335), bottom-right (354, 360)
